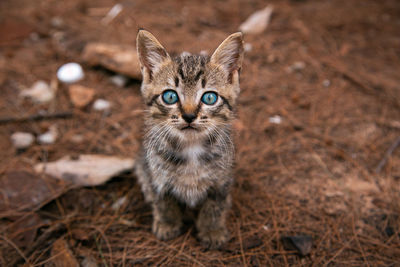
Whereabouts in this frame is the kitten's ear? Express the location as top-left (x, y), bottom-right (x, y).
top-left (136, 30), bottom-right (170, 81)
top-left (210, 32), bottom-right (244, 79)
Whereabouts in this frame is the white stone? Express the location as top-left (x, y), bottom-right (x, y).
top-left (322, 79), bottom-right (331, 87)
top-left (244, 43), bottom-right (253, 52)
top-left (70, 134), bottom-right (84, 143)
top-left (93, 99), bottom-right (111, 111)
top-left (57, 63), bottom-right (84, 83)
top-left (287, 61), bottom-right (306, 73)
top-left (110, 75), bottom-right (128, 88)
top-left (269, 115), bottom-right (282, 124)
top-left (292, 61), bottom-right (305, 71)
top-left (38, 125), bottom-right (58, 145)
top-left (20, 80), bottom-right (54, 103)
top-left (11, 132), bottom-right (34, 149)
top-left (50, 17), bottom-right (64, 28)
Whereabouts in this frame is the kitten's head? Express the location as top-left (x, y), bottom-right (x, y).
top-left (137, 30), bottom-right (243, 141)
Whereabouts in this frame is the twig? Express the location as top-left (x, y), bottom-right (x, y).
top-left (7, 222), bottom-right (65, 267)
top-left (0, 235), bottom-right (32, 266)
top-left (237, 222), bottom-right (247, 267)
top-left (0, 112), bottom-right (73, 124)
top-left (375, 136), bottom-right (400, 174)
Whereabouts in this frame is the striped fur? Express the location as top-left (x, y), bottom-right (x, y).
top-left (135, 30), bottom-right (243, 249)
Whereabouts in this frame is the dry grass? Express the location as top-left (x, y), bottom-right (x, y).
top-left (1, 0), bottom-right (400, 265)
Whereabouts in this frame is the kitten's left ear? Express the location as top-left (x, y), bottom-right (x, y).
top-left (210, 32), bottom-right (244, 80)
top-left (136, 30), bottom-right (170, 81)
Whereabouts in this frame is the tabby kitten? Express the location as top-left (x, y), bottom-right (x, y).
top-left (135, 30), bottom-right (244, 249)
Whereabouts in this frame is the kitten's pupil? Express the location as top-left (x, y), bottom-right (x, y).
top-left (201, 92), bottom-right (218, 105)
top-left (162, 90), bottom-right (178, 104)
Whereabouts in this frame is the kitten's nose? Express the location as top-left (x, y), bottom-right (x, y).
top-left (182, 113), bottom-right (196, 123)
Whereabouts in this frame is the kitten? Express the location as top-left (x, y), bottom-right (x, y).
top-left (135, 30), bottom-right (244, 249)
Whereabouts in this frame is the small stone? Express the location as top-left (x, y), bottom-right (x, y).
top-left (70, 134), bottom-right (84, 143)
top-left (269, 115), bottom-right (282, 124)
top-left (287, 61), bottom-right (306, 73)
top-left (51, 17), bottom-right (64, 28)
top-left (38, 125), bottom-right (58, 145)
top-left (93, 99), bottom-right (111, 111)
top-left (68, 85), bottom-right (95, 108)
top-left (110, 75), bottom-right (128, 88)
top-left (244, 43), bottom-right (253, 52)
top-left (30, 32), bottom-right (40, 41)
top-left (11, 132), bottom-right (34, 149)
top-left (322, 79), bottom-right (331, 87)
top-left (57, 63), bottom-right (84, 83)
top-left (20, 80), bottom-right (54, 103)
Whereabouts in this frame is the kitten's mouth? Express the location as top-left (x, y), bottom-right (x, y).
top-left (181, 125), bottom-right (198, 131)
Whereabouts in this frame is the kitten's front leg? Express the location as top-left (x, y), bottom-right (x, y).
top-left (196, 193), bottom-right (231, 249)
top-left (152, 194), bottom-right (183, 240)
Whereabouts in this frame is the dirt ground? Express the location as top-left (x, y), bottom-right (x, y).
top-left (1, 0), bottom-right (400, 266)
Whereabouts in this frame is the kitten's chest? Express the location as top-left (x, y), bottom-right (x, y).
top-left (151, 143), bottom-right (217, 206)
top-left (180, 144), bottom-right (205, 165)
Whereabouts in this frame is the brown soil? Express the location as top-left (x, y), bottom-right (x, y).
top-left (1, 0), bottom-right (400, 266)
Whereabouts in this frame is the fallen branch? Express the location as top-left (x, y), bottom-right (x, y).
top-left (0, 112), bottom-right (73, 124)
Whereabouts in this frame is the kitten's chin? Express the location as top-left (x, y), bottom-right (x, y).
top-left (176, 125), bottom-right (205, 140)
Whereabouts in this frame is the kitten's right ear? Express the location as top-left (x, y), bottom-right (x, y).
top-left (136, 30), bottom-right (170, 82)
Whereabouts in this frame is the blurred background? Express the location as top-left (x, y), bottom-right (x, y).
top-left (1, 0), bottom-right (400, 266)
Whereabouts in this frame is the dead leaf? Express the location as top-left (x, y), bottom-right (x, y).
top-left (281, 235), bottom-right (313, 256)
top-left (51, 238), bottom-right (79, 267)
top-left (0, 171), bottom-right (69, 218)
top-left (239, 5), bottom-right (274, 35)
top-left (69, 85), bottom-right (95, 108)
top-left (35, 154), bottom-right (135, 186)
top-left (9, 213), bottom-right (43, 248)
top-left (71, 228), bottom-right (91, 241)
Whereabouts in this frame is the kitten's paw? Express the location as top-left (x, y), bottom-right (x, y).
top-left (152, 220), bottom-right (182, 240)
top-left (198, 228), bottom-right (229, 249)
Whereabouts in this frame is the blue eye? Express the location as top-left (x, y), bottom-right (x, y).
top-left (162, 90), bottom-right (178, 105)
top-left (201, 92), bottom-right (218, 105)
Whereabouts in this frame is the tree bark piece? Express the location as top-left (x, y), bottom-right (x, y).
top-left (83, 42), bottom-right (142, 79)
